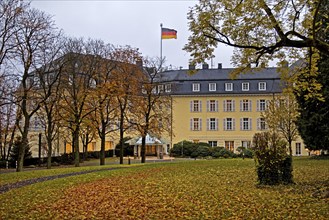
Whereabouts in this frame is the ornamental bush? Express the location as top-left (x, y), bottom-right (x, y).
top-left (252, 132), bottom-right (294, 185)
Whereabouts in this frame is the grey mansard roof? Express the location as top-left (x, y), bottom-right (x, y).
top-left (159, 67), bottom-right (284, 95)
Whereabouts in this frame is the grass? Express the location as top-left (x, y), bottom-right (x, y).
top-left (0, 157), bottom-right (328, 219)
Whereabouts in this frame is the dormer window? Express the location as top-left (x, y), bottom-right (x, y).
top-left (258, 82), bottom-right (266, 91)
top-left (165, 84), bottom-right (171, 93)
top-left (242, 82), bottom-right (249, 91)
top-left (208, 83), bottom-right (216, 91)
top-left (225, 83), bottom-right (233, 91)
top-left (192, 83), bottom-right (200, 92)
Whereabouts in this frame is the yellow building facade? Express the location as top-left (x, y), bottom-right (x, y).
top-left (163, 64), bottom-right (309, 156)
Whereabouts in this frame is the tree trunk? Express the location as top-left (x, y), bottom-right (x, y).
top-left (17, 119), bottom-right (29, 172)
top-left (47, 119), bottom-right (53, 169)
top-left (141, 135), bottom-right (146, 163)
top-left (73, 126), bottom-right (80, 167)
top-left (100, 123), bottom-right (106, 165)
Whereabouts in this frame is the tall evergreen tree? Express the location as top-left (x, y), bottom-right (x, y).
top-left (295, 0), bottom-right (329, 152)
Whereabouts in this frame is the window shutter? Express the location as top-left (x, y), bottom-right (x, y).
top-left (223, 100), bottom-right (227, 112)
top-left (199, 100), bottom-right (202, 112)
top-left (249, 118), bottom-right (252, 130)
top-left (240, 100), bottom-right (243, 112)
top-left (199, 118), bottom-right (202, 131)
top-left (216, 118), bottom-right (219, 130)
top-left (232, 118), bottom-right (235, 130)
top-left (223, 118), bottom-right (226, 130)
top-left (190, 101), bottom-right (193, 112)
top-left (207, 100), bottom-right (209, 112)
top-left (215, 100), bottom-right (219, 112)
top-left (206, 118), bottom-right (209, 131)
top-left (232, 100), bottom-right (235, 112)
top-left (257, 118), bottom-right (260, 130)
top-left (257, 100), bottom-right (260, 111)
top-left (240, 118), bottom-right (243, 130)
top-left (249, 100), bottom-right (252, 111)
top-left (190, 118), bottom-right (193, 131)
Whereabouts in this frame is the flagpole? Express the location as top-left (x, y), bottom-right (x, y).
top-left (160, 23), bottom-right (163, 66)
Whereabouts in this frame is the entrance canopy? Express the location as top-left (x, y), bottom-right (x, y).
top-left (126, 134), bottom-right (168, 146)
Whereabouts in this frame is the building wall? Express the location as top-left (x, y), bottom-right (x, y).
top-left (171, 94), bottom-right (309, 156)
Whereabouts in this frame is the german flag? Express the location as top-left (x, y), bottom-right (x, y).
top-left (161, 28), bottom-right (177, 39)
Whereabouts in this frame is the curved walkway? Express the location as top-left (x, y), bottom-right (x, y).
top-left (0, 167), bottom-right (124, 194)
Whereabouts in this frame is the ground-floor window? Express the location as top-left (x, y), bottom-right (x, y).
top-left (208, 141), bottom-right (218, 147)
top-left (241, 141), bottom-right (251, 148)
top-left (225, 141), bottom-right (234, 152)
top-left (296, 143), bottom-right (301, 156)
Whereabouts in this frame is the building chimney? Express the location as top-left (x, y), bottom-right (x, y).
top-left (218, 63), bottom-right (222, 69)
top-left (189, 64), bottom-right (195, 70)
top-left (202, 63), bottom-right (209, 69)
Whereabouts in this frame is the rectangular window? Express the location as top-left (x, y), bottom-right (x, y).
top-left (158, 84), bottom-right (164, 93)
top-left (241, 141), bottom-right (251, 149)
top-left (190, 100), bottom-right (202, 112)
top-left (224, 118), bottom-right (235, 131)
top-left (240, 118), bottom-right (252, 130)
top-left (207, 118), bottom-right (218, 131)
top-left (208, 141), bottom-right (218, 147)
top-left (257, 118), bottom-right (267, 130)
top-left (225, 141), bottom-right (234, 152)
top-left (225, 83), bottom-right (233, 91)
top-left (296, 143), bottom-right (301, 156)
top-left (240, 99), bottom-right (251, 111)
top-left (242, 82), bottom-right (249, 91)
top-left (224, 100), bottom-right (235, 112)
top-left (165, 84), bottom-right (171, 92)
top-left (258, 82), bottom-right (266, 91)
top-left (257, 99), bottom-right (267, 111)
top-left (207, 100), bottom-right (218, 112)
top-left (192, 83), bottom-right (200, 92)
top-left (209, 83), bottom-right (216, 91)
top-left (190, 118), bottom-right (202, 131)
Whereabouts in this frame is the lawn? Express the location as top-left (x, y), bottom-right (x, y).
top-left (0, 157), bottom-right (328, 219)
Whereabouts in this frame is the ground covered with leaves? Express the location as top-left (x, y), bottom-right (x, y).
top-left (0, 158), bottom-right (328, 219)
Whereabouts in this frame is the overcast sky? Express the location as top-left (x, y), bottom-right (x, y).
top-left (31, 0), bottom-right (233, 69)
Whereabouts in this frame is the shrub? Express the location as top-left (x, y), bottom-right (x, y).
top-left (9, 136), bottom-right (32, 166)
top-left (253, 132), bottom-right (293, 185)
top-left (212, 147), bottom-right (236, 158)
top-left (171, 141), bottom-right (211, 158)
top-left (236, 146), bottom-right (253, 158)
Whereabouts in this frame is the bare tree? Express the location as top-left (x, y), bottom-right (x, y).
top-left (130, 57), bottom-right (172, 163)
top-left (13, 7), bottom-right (60, 172)
top-left (59, 38), bottom-right (102, 167)
top-left (110, 46), bottom-right (142, 164)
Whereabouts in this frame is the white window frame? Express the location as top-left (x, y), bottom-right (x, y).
top-left (190, 118), bottom-right (202, 131)
top-left (209, 83), bottom-right (216, 91)
top-left (240, 118), bottom-right (252, 131)
top-left (240, 99), bottom-right (251, 112)
top-left (208, 141), bottom-right (218, 147)
top-left (207, 100), bottom-right (218, 112)
top-left (158, 84), bottom-right (164, 93)
top-left (224, 100), bottom-right (235, 112)
top-left (257, 99), bottom-right (267, 111)
top-left (207, 118), bottom-right (218, 131)
top-left (257, 118), bottom-right (267, 130)
top-left (190, 100), bottom-right (202, 112)
top-left (258, 82), bottom-right (266, 91)
top-left (295, 143), bottom-right (302, 156)
top-left (192, 83), bottom-right (200, 92)
top-left (241, 141), bottom-right (251, 148)
top-left (225, 83), bottom-right (233, 91)
top-left (165, 84), bottom-right (171, 92)
top-left (242, 82), bottom-right (249, 91)
top-left (224, 118), bottom-right (235, 131)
